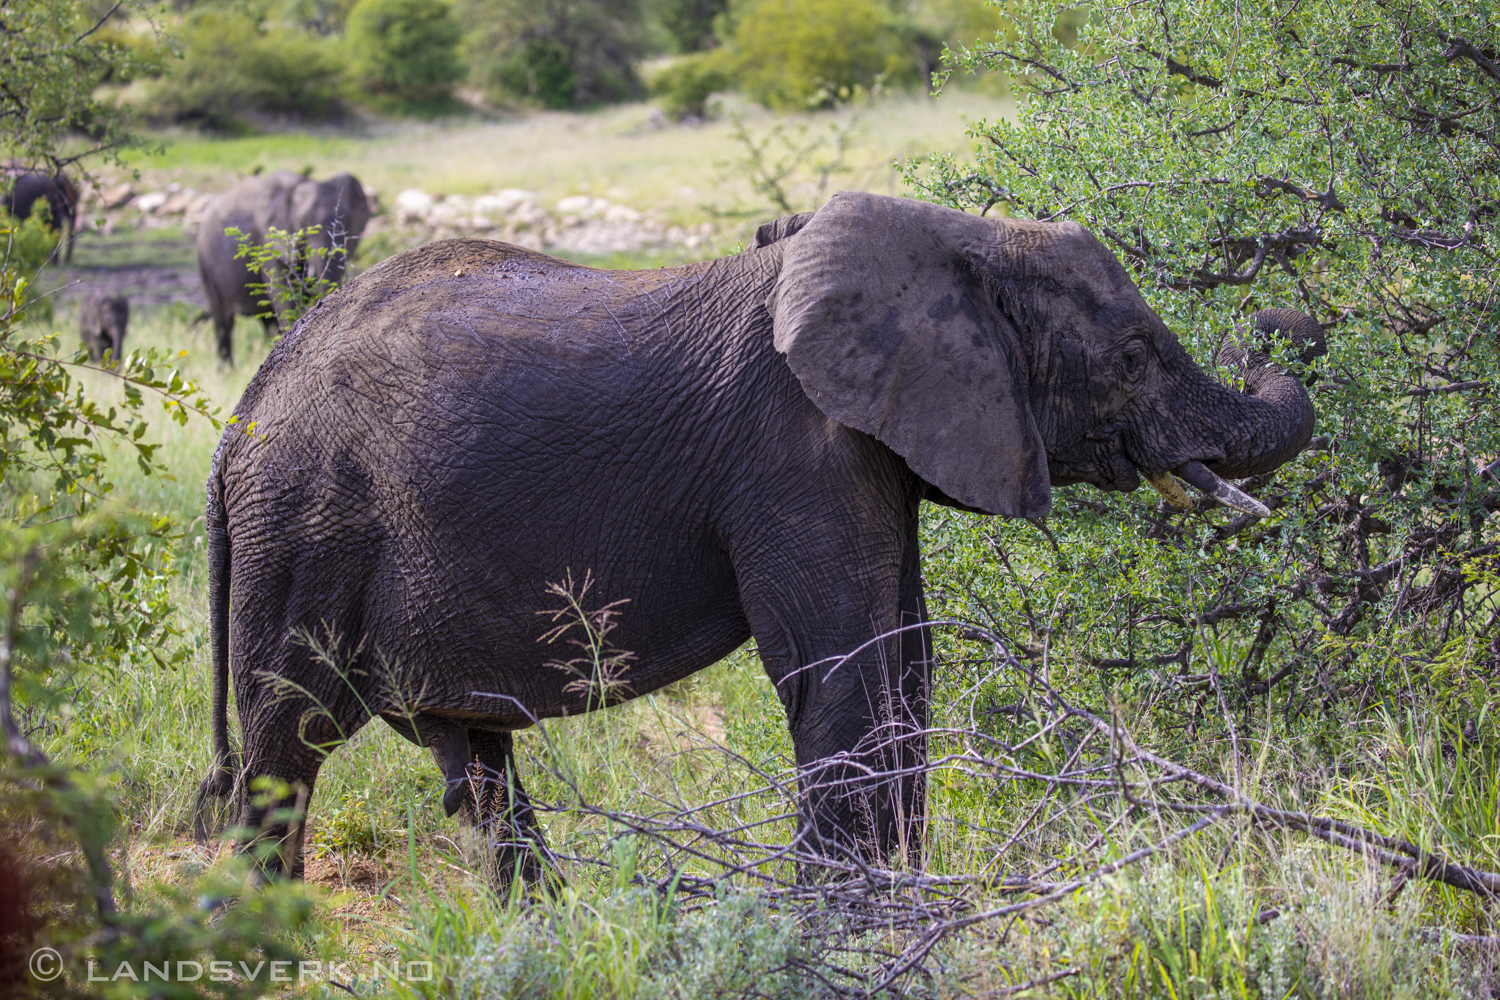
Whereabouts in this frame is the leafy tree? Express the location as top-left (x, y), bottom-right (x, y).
top-left (460, 0), bottom-right (647, 108)
top-left (647, 53), bottom-right (731, 120)
top-left (345, 0), bottom-right (465, 109)
top-left (1, 4), bottom-right (317, 993)
top-left (0, 2), bottom-right (156, 171)
top-left (655, 0), bottom-right (728, 53)
top-left (911, 2), bottom-right (1500, 720)
top-left (726, 0), bottom-right (915, 110)
top-left (136, 5), bottom-right (345, 131)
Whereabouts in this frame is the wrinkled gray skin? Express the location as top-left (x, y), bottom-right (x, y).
top-left (195, 171), bottom-right (370, 363)
top-left (5, 172), bottom-right (79, 263)
top-left (79, 291), bottom-right (129, 364)
top-left (195, 192), bottom-right (1319, 879)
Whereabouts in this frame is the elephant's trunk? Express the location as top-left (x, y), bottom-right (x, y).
top-left (1210, 308), bottom-right (1324, 477)
top-left (1148, 309), bottom-right (1324, 512)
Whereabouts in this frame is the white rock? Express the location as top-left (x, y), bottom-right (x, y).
top-left (603, 204), bottom-right (643, 224)
top-left (555, 195), bottom-right (594, 216)
top-left (134, 191), bottom-right (168, 213)
top-left (158, 193), bottom-right (194, 215)
top-left (474, 189), bottom-right (538, 216)
top-left (99, 182), bottom-right (136, 209)
top-left (395, 189), bottom-right (434, 213)
top-left (555, 195), bottom-right (612, 219)
top-left (428, 200), bottom-right (468, 224)
top-left (512, 202), bottom-right (550, 227)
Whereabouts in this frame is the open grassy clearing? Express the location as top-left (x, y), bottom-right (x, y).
top-left (98, 91), bottom-right (1009, 233)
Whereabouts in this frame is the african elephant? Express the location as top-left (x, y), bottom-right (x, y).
top-left (196, 171), bottom-right (370, 363)
top-left (194, 192), bottom-right (1321, 878)
top-left (4, 172), bottom-right (79, 263)
top-left (79, 291), bottom-right (129, 364)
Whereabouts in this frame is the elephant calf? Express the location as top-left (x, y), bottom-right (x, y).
top-left (79, 291), bottom-right (129, 364)
top-left (196, 170), bottom-right (371, 363)
top-left (195, 192), bottom-right (1321, 881)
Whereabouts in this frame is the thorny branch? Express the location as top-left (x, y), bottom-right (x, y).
top-left (471, 621), bottom-right (1500, 995)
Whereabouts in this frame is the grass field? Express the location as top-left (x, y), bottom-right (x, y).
top-left (104, 91), bottom-right (1010, 232)
top-left (20, 93), bottom-right (1500, 998)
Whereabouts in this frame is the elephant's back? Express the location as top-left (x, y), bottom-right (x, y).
top-left (236, 239), bottom-right (706, 423)
top-left (196, 180), bottom-right (258, 257)
top-left (221, 238), bottom-right (733, 505)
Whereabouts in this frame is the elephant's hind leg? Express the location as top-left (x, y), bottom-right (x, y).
top-left (234, 691), bottom-right (368, 879)
top-left (396, 717), bottom-right (550, 889)
top-left (464, 729), bottom-right (549, 889)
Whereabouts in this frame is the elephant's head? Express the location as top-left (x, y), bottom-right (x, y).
top-left (767, 192), bottom-right (1323, 517)
top-left (290, 173), bottom-right (371, 285)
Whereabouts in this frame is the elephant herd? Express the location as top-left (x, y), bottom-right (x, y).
top-left (4, 168), bottom-right (370, 365)
top-left (12, 165), bottom-right (1329, 885)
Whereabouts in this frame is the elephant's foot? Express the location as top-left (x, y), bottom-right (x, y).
top-left (464, 776), bottom-right (555, 891)
top-left (191, 759), bottom-right (238, 842)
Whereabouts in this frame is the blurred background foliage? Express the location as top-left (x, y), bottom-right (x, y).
top-left (95, 0), bottom-right (1006, 127)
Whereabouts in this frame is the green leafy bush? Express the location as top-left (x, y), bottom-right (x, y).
top-left (725, 0), bottom-right (914, 110)
top-left (647, 53), bottom-right (731, 120)
top-left (1, 6), bottom-right (326, 993)
top-left (459, 0), bottom-right (647, 108)
top-left (1, 201), bottom-right (62, 281)
top-left (911, 1), bottom-right (1500, 721)
top-left (496, 37), bottom-right (578, 110)
top-left (655, 0), bottom-right (728, 53)
top-left (345, 0), bottom-right (465, 110)
top-left (134, 7), bottom-right (345, 131)
top-left (229, 224), bottom-right (347, 333)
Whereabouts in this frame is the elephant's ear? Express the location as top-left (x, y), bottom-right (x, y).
top-left (769, 191), bottom-right (1050, 517)
top-left (753, 212), bottom-right (816, 248)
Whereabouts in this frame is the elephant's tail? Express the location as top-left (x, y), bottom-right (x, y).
top-left (192, 456), bottom-right (236, 841)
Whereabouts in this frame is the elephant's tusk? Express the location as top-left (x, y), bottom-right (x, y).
top-left (1143, 470), bottom-right (1194, 511)
top-left (1174, 460), bottom-right (1271, 518)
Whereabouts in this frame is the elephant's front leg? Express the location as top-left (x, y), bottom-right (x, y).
top-left (741, 517), bottom-right (931, 869)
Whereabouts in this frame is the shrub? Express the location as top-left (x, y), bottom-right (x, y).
top-left (134, 7), bottom-right (344, 131)
top-left (911, 2), bottom-right (1500, 723)
top-left (460, 0), bottom-right (647, 108)
top-left (647, 53), bottom-right (731, 120)
top-left (726, 0), bottom-right (914, 110)
top-left (655, 0), bottom-right (728, 53)
top-left (497, 37), bottom-right (578, 110)
top-left (230, 224), bottom-right (348, 332)
top-left (345, 0), bottom-right (465, 109)
top-left (1, 200), bottom-right (62, 280)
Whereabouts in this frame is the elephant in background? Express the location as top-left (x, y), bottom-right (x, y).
top-left (195, 191), bottom-right (1321, 880)
top-left (196, 171), bottom-right (370, 363)
top-left (79, 291), bottom-right (129, 364)
top-left (4, 171), bottom-right (79, 263)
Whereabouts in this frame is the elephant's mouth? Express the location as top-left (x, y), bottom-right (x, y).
top-left (1140, 462), bottom-right (1269, 518)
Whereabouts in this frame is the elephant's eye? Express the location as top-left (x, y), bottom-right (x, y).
top-left (1118, 346), bottom-right (1148, 384)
